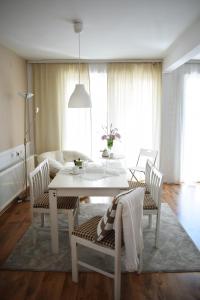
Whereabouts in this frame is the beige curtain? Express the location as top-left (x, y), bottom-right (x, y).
top-left (32, 63), bottom-right (89, 154)
top-left (107, 63), bottom-right (162, 165)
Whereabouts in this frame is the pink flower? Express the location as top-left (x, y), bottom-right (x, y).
top-left (101, 124), bottom-right (121, 141)
top-left (101, 135), bottom-right (107, 140)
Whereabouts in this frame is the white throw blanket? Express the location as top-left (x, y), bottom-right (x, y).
top-left (119, 188), bottom-right (144, 271)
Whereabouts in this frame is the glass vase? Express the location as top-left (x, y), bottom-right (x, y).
top-left (107, 139), bottom-right (113, 151)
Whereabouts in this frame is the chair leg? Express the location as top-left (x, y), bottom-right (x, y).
top-left (129, 169), bottom-right (135, 181)
top-left (68, 211), bottom-right (75, 247)
top-left (75, 208), bottom-right (79, 226)
top-left (77, 197), bottom-right (80, 214)
top-left (138, 250), bottom-right (143, 274)
top-left (148, 215), bottom-right (152, 228)
top-left (71, 236), bottom-right (78, 283)
top-left (155, 212), bottom-right (161, 248)
top-left (41, 213), bottom-right (45, 227)
top-left (133, 174), bottom-right (139, 182)
top-left (114, 252), bottom-right (121, 300)
top-left (32, 227), bottom-right (37, 245)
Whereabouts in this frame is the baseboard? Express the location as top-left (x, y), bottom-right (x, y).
top-left (0, 197), bottom-right (18, 216)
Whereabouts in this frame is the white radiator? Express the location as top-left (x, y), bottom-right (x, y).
top-left (0, 156), bottom-right (35, 212)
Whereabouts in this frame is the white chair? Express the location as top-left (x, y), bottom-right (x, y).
top-left (29, 161), bottom-right (79, 243)
top-left (71, 191), bottom-right (144, 300)
top-left (143, 166), bottom-right (163, 248)
top-left (129, 159), bottom-right (153, 193)
top-left (129, 148), bottom-right (158, 182)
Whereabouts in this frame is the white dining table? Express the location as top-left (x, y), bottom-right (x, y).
top-left (48, 167), bottom-right (129, 253)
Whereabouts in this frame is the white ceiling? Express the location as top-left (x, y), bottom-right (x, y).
top-left (0, 0), bottom-right (200, 61)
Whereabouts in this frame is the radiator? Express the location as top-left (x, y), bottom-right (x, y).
top-left (0, 156), bottom-right (35, 212)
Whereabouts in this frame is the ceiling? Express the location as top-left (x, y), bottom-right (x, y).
top-left (0, 0), bottom-right (200, 61)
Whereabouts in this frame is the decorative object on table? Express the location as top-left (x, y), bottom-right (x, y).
top-left (72, 166), bottom-right (80, 175)
top-left (101, 124), bottom-right (121, 152)
top-left (74, 158), bottom-right (83, 168)
top-left (102, 149), bottom-right (109, 158)
top-left (68, 21), bottom-right (91, 108)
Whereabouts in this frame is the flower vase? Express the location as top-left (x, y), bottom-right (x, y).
top-left (107, 139), bottom-right (113, 154)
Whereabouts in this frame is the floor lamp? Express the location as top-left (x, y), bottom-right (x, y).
top-left (18, 92), bottom-right (34, 200)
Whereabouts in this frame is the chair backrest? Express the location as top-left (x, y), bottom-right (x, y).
top-left (39, 159), bottom-right (50, 192)
top-left (29, 165), bottom-right (43, 206)
top-left (137, 148), bottom-right (158, 168)
top-left (114, 202), bottom-right (123, 252)
top-left (149, 166), bottom-right (163, 208)
top-left (115, 188), bottom-right (144, 271)
top-left (145, 160), bottom-right (153, 191)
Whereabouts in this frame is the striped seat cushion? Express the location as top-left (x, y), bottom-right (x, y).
top-left (128, 181), bottom-right (150, 194)
top-left (72, 216), bottom-right (116, 249)
top-left (128, 181), bottom-right (146, 189)
top-left (33, 193), bottom-right (78, 210)
top-left (143, 194), bottom-right (157, 210)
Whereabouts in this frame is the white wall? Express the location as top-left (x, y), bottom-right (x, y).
top-left (0, 44), bottom-right (27, 151)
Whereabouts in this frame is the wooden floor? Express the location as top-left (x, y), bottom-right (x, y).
top-left (0, 184), bottom-right (200, 300)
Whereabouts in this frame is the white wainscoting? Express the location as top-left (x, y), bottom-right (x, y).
top-left (0, 143), bottom-right (31, 172)
top-left (0, 151), bottom-right (35, 212)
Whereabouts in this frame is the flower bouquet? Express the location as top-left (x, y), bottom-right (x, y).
top-left (101, 123), bottom-right (121, 151)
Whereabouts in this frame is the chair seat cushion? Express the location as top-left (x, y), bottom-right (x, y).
top-left (33, 193), bottom-right (78, 210)
top-left (72, 216), bottom-right (116, 249)
top-left (143, 194), bottom-right (157, 210)
top-left (128, 181), bottom-right (146, 189)
top-left (128, 181), bottom-right (151, 195)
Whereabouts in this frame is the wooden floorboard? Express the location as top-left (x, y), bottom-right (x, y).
top-left (0, 184), bottom-right (200, 300)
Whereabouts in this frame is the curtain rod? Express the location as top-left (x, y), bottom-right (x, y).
top-left (28, 59), bottom-right (163, 64)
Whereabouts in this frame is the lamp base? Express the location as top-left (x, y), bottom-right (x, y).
top-left (16, 188), bottom-right (30, 202)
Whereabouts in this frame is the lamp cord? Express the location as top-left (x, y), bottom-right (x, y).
top-left (78, 31), bottom-right (80, 84)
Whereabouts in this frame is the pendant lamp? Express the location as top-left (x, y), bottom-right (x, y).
top-left (68, 21), bottom-right (92, 108)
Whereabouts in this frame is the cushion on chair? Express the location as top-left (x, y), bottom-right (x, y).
top-left (143, 194), bottom-right (157, 210)
top-left (33, 193), bottom-right (79, 210)
top-left (72, 216), bottom-right (116, 249)
top-left (33, 193), bottom-right (49, 208)
top-left (96, 189), bottom-right (137, 242)
top-left (128, 181), bottom-right (146, 189)
top-left (48, 158), bottom-right (64, 178)
top-left (128, 181), bottom-right (150, 194)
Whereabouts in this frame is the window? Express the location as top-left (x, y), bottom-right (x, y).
top-left (181, 72), bottom-right (200, 183)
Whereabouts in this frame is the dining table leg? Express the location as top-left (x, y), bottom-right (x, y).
top-left (49, 189), bottom-right (59, 253)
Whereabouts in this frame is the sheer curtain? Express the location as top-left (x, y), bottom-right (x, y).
top-left (107, 63), bottom-right (162, 165)
top-left (89, 64), bottom-right (107, 159)
top-left (160, 68), bottom-right (184, 183)
top-left (33, 62), bottom-right (162, 164)
top-left (32, 63), bottom-right (89, 154)
top-left (181, 64), bottom-right (200, 182)
top-left (160, 63), bottom-right (200, 183)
